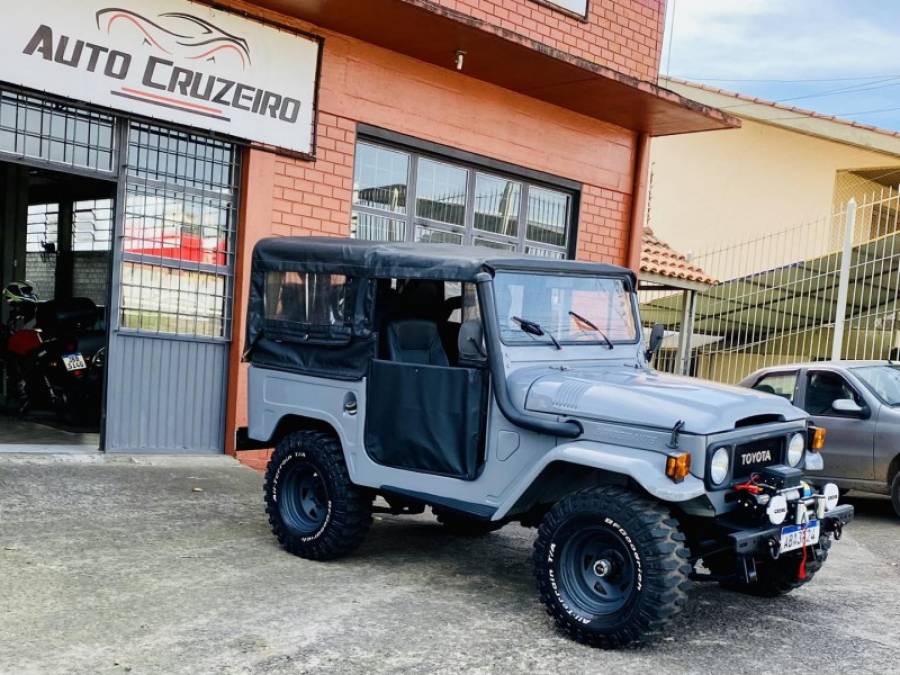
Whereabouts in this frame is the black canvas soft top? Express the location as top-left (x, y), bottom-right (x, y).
top-left (251, 237), bottom-right (636, 284)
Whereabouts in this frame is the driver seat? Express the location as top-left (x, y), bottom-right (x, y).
top-left (386, 320), bottom-right (449, 367)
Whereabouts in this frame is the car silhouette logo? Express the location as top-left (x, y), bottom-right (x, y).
top-left (96, 8), bottom-right (251, 69)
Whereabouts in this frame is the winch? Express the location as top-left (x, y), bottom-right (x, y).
top-left (725, 466), bottom-right (842, 580)
top-left (732, 466), bottom-right (840, 527)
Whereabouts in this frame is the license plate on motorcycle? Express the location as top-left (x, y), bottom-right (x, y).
top-left (779, 520), bottom-right (820, 553)
top-left (62, 353), bottom-right (87, 371)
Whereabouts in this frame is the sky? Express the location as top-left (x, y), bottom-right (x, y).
top-left (660, 0), bottom-right (900, 132)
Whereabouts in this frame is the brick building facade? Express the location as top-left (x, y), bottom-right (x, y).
top-left (0, 0), bottom-right (733, 458)
top-left (216, 0), bottom-right (734, 466)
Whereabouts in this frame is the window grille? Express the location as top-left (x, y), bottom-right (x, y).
top-left (119, 123), bottom-right (240, 340)
top-left (0, 88), bottom-right (116, 173)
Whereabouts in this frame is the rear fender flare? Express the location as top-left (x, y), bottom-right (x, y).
top-left (492, 441), bottom-right (705, 520)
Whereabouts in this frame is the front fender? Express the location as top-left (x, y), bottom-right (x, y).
top-left (492, 440), bottom-right (706, 520)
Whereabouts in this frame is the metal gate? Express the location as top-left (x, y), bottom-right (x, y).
top-left (105, 122), bottom-right (240, 452)
top-left (0, 86), bottom-right (240, 453)
top-left (640, 184), bottom-right (900, 385)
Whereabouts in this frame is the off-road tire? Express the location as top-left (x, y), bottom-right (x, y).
top-left (264, 431), bottom-right (372, 560)
top-left (433, 507), bottom-right (504, 536)
top-left (711, 535), bottom-right (832, 597)
top-left (891, 472), bottom-right (900, 518)
top-left (533, 486), bottom-right (692, 648)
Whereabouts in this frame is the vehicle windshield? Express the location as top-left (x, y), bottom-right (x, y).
top-left (851, 365), bottom-right (900, 405)
top-left (494, 271), bottom-right (637, 346)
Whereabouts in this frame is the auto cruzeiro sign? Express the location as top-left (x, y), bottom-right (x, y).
top-left (4, 0), bottom-right (321, 155)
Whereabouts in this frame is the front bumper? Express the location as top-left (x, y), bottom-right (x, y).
top-left (729, 503), bottom-right (854, 556)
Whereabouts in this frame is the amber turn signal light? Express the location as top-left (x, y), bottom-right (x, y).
top-left (665, 453), bottom-right (692, 483)
top-left (811, 426), bottom-right (827, 452)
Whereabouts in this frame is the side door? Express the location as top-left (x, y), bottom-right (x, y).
top-left (364, 279), bottom-right (488, 481)
top-left (748, 369), bottom-right (800, 403)
top-left (798, 369), bottom-right (875, 480)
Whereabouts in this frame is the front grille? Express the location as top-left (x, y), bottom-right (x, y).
top-left (732, 437), bottom-right (784, 479)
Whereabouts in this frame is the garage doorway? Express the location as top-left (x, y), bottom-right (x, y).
top-left (0, 87), bottom-right (240, 453)
top-left (0, 164), bottom-right (114, 450)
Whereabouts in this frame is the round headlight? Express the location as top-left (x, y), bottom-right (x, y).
top-left (709, 447), bottom-right (730, 485)
top-left (787, 432), bottom-right (805, 467)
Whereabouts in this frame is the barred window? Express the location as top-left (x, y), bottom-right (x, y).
top-left (73, 199), bottom-right (114, 252)
top-left (26, 203), bottom-right (59, 254)
top-left (118, 123), bottom-right (239, 340)
top-left (351, 140), bottom-right (574, 258)
top-left (0, 90), bottom-right (115, 173)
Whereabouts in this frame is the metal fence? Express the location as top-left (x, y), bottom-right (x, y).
top-left (640, 185), bottom-right (900, 383)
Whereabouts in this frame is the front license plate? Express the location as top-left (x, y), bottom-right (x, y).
top-left (62, 353), bottom-right (86, 371)
top-left (780, 520), bottom-right (820, 553)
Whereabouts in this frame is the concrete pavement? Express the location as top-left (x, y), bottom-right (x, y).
top-left (1, 453), bottom-right (898, 675)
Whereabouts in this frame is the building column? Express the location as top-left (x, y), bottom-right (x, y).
top-left (225, 148), bottom-right (276, 457)
top-left (675, 288), bottom-right (696, 375)
top-left (55, 199), bottom-right (74, 300)
top-left (626, 133), bottom-right (650, 274)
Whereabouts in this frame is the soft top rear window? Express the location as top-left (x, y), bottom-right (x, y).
top-left (264, 271), bottom-right (353, 341)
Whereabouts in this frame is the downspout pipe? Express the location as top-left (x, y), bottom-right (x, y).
top-left (475, 272), bottom-right (583, 439)
top-left (626, 133), bottom-right (651, 274)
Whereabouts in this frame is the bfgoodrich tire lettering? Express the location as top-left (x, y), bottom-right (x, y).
top-left (264, 431), bottom-right (372, 560)
top-left (533, 486), bottom-right (691, 648)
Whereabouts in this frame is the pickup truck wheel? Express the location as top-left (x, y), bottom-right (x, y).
top-left (891, 472), bottom-right (900, 518)
top-left (264, 431), bottom-right (372, 560)
top-left (710, 535), bottom-right (832, 597)
top-left (432, 508), bottom-right (503, 536)
top-left (533, 486), bottom-right (692, 648)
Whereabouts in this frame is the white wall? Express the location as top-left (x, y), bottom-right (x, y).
top-left (647, 116), bottom-right (900, 273)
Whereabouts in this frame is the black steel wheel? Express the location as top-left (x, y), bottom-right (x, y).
top-left (279, 461), bottom-right (330, 533)
top-left (533, 486), bottom-right (692, 648)
top-left (557, 527), bottom-right (636, 616)
top-left (264, 431), bottom-right (372, 560)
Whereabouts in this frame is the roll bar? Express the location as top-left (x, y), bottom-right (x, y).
top-left (475, 272), bottom-right (583, 439)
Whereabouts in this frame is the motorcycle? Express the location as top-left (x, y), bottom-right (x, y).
top-left (1, 282), bottom-right (105, 426)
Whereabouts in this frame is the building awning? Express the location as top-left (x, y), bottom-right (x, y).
top-left (250, 0), bottom-right (740, 136)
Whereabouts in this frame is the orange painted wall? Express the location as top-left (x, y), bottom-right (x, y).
top-left (226, 13), bottom-right (642, 457)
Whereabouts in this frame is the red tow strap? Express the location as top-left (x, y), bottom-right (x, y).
top-left (798, 534), bottom-right (808, 580)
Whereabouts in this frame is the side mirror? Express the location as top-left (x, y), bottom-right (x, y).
top-left (831, 398), bottom-right (867, 417)
top-left (645, 323), bottom-right (665, 363)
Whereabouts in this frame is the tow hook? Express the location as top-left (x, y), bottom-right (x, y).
top-left (832, 521), bottom-right (843, 541)
top-left (767, 537), bottom-right (781, 560)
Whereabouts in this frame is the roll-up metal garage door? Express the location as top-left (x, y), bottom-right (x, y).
top-left (105, 122), bottom-right (240, 452)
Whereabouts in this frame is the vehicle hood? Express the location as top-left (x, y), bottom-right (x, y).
top-left (522, 367), bottom-right (806, 435)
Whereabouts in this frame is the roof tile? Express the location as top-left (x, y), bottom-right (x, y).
top-left (640, 228), bottom-right (717, 285)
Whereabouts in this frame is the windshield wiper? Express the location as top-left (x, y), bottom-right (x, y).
top-left (568, 310), bottom-right (614, 350)
top-left (512, 316), bottom-right (561, 350)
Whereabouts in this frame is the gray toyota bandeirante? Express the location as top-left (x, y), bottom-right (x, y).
top-left (244, 237), bottom-right (853, 648)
